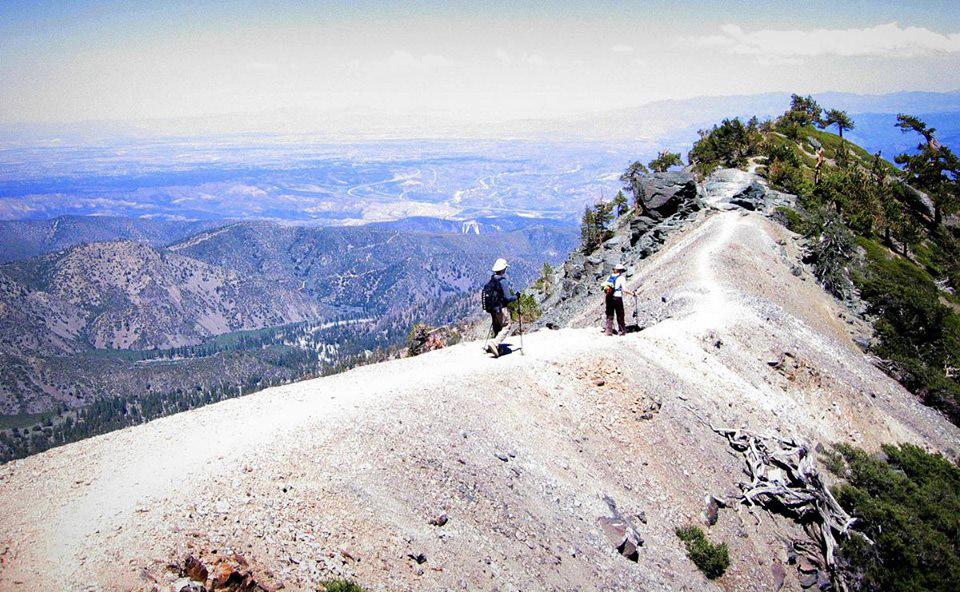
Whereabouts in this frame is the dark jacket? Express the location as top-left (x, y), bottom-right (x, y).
top-left (493, 273), bottom-right (517, 304)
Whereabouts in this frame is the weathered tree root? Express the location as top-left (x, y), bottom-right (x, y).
top-left (712, 426), bottom-right (865, 590)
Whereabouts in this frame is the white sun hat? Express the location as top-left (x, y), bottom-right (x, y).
top-left (492, 258), bottom-right (509, 272)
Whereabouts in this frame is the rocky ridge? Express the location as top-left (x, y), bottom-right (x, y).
top-left (2, 188), bottom-right (957, 592)
top-left (534, 167), bottom-right (795, 329)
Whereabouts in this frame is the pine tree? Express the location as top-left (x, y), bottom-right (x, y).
top-left (895, 114), bottom-right (960, 225)
top-left (788, 94), bottom-right (823, 127)
top-left (613, 190), bottom-right (628, 216)
top-left (580, 207), bottom-right (598, 252)
top-left (593, 201), bottom-right (614, 240)
top-left (822, 109), bottom-right (855, 139)
top-left (649, 151), bottom-right (683, 172)
top-left (537, 262), bottom-right (555, 291)
top-left (620, 161), bottom-right (650, 209)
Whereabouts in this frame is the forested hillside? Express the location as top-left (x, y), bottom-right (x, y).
top-left (0, 220), bottom-right (574, 461)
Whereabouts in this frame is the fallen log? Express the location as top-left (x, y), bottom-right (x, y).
top-left (711, 426), bottom-right (866, 591)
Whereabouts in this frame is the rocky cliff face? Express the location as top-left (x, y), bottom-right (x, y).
top-left (535, 168), bottom-right (795, 328)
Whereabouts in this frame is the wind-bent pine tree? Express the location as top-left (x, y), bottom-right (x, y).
top-left (895, 113), bottom-right (959, 226)
top-left (822, 109), bottom-right (854, 139)
top-left (620, 161), bottom-right (650, 211)
top-left (788, 94), bottom-right (823, 127)
top-left (613, 190), bottom-right (628, 217)
top-left (649, 150), bottom-right (683, 173)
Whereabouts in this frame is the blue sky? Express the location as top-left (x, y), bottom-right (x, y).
top-left (2, 1), bottom-right (960, 127)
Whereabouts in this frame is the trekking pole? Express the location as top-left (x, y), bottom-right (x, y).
top-left (514, 292), bottom-right (524, 356)
top-left (518, 309), bottom-right (524, 356)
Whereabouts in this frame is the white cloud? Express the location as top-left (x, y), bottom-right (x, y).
top-left (242, 61), bottom-right (280, 73)
top-left (492, 50), bottom-right (545, 67)
top-left (385, 50), bottom-right (451, 71)
top-left (521, 53), bottom-right (545, 66)
top-left (341, 50), bottom-right (453, 79)
top-left (610, 44), bottom-right (634, 54)
top-left (694, 22), bottom-right (960, 60)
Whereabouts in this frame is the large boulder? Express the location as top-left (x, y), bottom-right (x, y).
top-left (597, 516), bottom-right (641, 561)
top-left (635, 172), bottom-right (699, 220)
top-left (629, 215), bottom-right (658, 245)
top-left (601, 235), bottom-right (625, 250)
top-left (563, 253), bottom-right (584, 281)
top-left (729, 181), bottom-right (766, 211)
top-left (597, 495), bottom-right (644, 562)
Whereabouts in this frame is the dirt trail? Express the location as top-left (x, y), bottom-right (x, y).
top-left (1, 211), bottom-right (958, 592)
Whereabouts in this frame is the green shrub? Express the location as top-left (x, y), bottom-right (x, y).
top-left (854, 239), bottom-right (960, 423)
top-left (763, 141), bottom-right (812, 197)
top-left (509, 292), bottom-right (542, 322)
top-left (775, 206), bottom-right (819, 236)
top-left (320, 580), bottom-right (367, 592)
top-left (792, 209), bottom-right (858, 300)
top-left (688, 117), bottom-right (763, 176)
top-left (828, 443), bottom-right (960, 592)
top-left (676, 525), bottom-right (730, 579)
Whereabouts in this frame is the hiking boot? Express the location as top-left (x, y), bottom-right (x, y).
top-left (485, 342), bottom-right (500, 357)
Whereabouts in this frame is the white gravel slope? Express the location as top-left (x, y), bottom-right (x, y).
top-left (1, 210), bottom-right (957, 592)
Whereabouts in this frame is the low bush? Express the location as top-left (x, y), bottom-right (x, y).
top-left (688, 117), bottom-right (763, 177)
top-left (676, 525), bottom-right (729, 579)
top-left (854, 239), bottom-right (960, 423)
top-left (763, 141), bottom-right (812, 197)
top-left (827, 443), bottom-right (960, 592)
top-left (320, 580), bottom-right (367, 592)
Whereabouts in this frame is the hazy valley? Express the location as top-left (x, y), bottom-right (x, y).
top-left (0, 214), bottom-right (576, 460)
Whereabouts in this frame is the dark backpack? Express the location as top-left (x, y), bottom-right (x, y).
top-left (482, 275), bottom-right (505, 313)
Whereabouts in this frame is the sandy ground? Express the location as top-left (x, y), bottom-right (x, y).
top-left (1, 210), bottom-right (957, 592)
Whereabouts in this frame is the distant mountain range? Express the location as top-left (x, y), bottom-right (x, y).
top-left (0, 217), bottom-right (576, 414)
top-left (502, 91), bottom-right (960, 164)
top-left (167, 221), bottom-right (568, 318)
top-left (0, 215), bottom-right (223, 263)
top-left (509, 90), bottom-right (960, 142)
top-left (2, 90), bottom-right (958, 145)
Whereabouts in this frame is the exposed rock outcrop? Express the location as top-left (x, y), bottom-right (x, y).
top-left (701, 168), bottom-right (794, 212)
top-left (633, 171), bottom-right (702, 220)
top-left (534, 168), bottom-right (794, 329)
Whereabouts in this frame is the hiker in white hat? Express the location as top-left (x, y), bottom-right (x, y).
top-left (480, 258), bottom-right (518, 357)
top-left (601, 262), bottom-right (633, 336)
